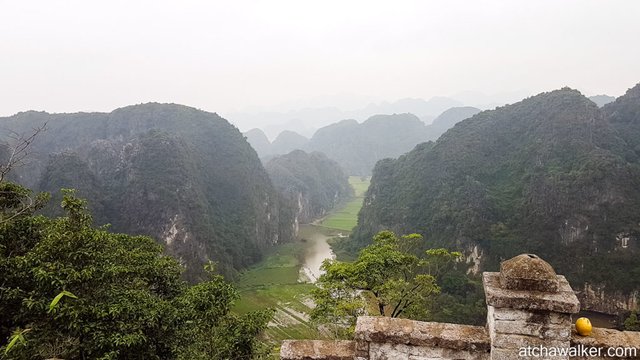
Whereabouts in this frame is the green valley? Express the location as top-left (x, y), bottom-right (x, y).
top-left (233, 176), bottom-right (370, 353)
top-left (318, 176), bottom-right (370, 231)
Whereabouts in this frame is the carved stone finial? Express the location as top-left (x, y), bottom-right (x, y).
top-left (499, 253), bottom-right (559, 292)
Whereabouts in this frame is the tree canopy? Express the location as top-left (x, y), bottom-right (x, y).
top-left (310, 230), bottom-right (461, 337)
top-left (0, 182), bottom-right (271, 359)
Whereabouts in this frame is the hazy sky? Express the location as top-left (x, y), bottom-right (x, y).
top-left (1, 0), bottom-right (639, 117)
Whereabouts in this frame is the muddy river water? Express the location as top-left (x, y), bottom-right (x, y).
top-left (298, 224), bottom-right (344, 282)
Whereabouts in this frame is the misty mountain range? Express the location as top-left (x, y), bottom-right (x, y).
top-left (227, 91), bottom-right (533, 138)
top-left (245, 107), bottom-right (482, 175)
top-left (0, 88), bottom-right (623, 285)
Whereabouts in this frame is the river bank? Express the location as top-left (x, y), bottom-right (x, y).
top-left (298, 225), bottom-right (343, 282)
top-left (233, 177), bottom-right (370, 348)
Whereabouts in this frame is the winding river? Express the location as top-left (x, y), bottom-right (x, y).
top-left (298, 224), bottom-right (342, 282)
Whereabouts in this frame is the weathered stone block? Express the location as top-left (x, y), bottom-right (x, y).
top-left (542, 327), bottom-right (570, 340)
top-left (489, 305), bottom-right (572, 327)
top-left (355, 316), bottom-right (490, 353)
top-left (491, 333), bottom-right (569, 349)
top-left (484, 272), bottom-right (580, 313)
top-left (355, 339), bottom-right (369, 358)
top-left (490, 346), bottom-right (568, 360)
top-left (493, 319), bottom-right (544, 337)
top-left (490, 307), bottom-right (531, 321)
top-left (571, 326), bottom-right (640, 359)
top-left (369, 342), bottom-right (489, 360)
top-left (280, 340), bottom-right (355, 360)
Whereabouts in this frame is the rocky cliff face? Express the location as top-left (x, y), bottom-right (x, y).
top-left (353, 85), bottom-right (640, 313)
top-left (266, 150), bottom-right (352, 224)
top-left (576, 284), bottom-right (639, 315)
top-left (0, 103), bottom-right (295, 280)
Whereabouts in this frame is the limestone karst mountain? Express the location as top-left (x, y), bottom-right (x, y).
top-left (353, 85), bottom-right (640, 311)
top-left (0, 103), bottom-right (295, 280)
top-left (266, 150), bottom-right (352, 225)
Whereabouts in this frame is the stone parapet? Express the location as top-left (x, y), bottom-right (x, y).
top-left (484, 272), bottom-right (581, 314)
top-left (280, 340), bottom-right (355, 360)
top-left (484, 254), bottom-right (580, 360)
top-left (570, 327), bottom-right (640, 360)
top-left (279, 254), bottom-right (638, 360)
top-left (354, 316), bottom-right (490, 353)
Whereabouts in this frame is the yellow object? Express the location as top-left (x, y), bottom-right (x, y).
top-left (575, 317), bottom-right (592, 336)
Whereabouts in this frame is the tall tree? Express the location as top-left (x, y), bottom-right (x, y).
top-left (0, 183), bottom-right (272, 359)
top-left (310, 230), bottom-right (460, 337)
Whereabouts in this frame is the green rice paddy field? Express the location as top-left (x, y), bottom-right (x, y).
top-left (318, 176), bottom-right (370, 231)
top-left (233, 176), bottom-right (370, 354)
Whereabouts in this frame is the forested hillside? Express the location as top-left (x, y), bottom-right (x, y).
top-left (0, 104), bottom-right (295, 280)
top-left (266, 150), bottom-right (352, 226)
top-left (353, 85), bottom-right (640, 309)
top-left (604, 84), bottom-right (640, 160)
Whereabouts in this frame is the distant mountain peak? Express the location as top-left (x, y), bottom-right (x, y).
top-left (589, 95), bottom-right (616, 108)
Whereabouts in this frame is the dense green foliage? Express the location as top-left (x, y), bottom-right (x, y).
top-left (604, 84), bottom-right (640, 161)
top-left (311, 231), bottom-right (465, 337)
top-left (354, 85), bottom-right (640, 298)
top-left (0, 183), bottom-right (271, 359)
top-left (624, 311), bottom-right (640, 331)
top-left (319, 176), bottom-right (369, 232)
top-left (0, 104), bottom-right (295, 280)
top-left (266, 150), bottom-right (352, 224)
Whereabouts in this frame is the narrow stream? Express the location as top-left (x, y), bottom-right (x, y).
top-left (298, 224), bottom-right (340, 282)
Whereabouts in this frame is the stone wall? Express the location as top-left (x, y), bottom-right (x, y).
top-left (280, 317), bottom-right (490, 360)
top-left (353, 316), bottom-right (490, 360)
top-left (280, 254), bottom-right (640, 360)
top-left (280, 340), bottom-right (355, 360)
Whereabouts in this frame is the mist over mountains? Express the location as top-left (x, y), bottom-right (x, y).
top-left (245, 107), bottom-right (481, 175)
top-left (229, 94), bottom-right (502, 139)
top-left (590, 94), bottom-right (617, 107)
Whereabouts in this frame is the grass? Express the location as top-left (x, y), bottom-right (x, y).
top-left (236, 242), bottom-right (302, 289)
top-left (319, 176), bottom-right (370, 231)
top-left (233, 176), bottom-right (371, 354)
top-left (234, 238), bottom-right (325, 349)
